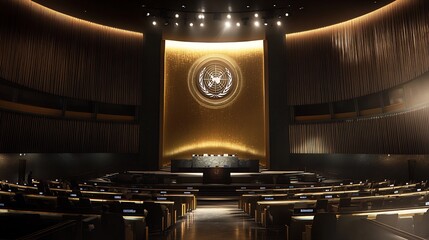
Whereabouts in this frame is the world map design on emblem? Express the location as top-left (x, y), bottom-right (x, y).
top-left (188, 56), bottom-right (241, 108)
top-left (197, 63), bottom-right (233, 99)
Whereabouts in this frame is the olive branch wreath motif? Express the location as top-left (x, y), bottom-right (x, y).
top-left (198, 67), bottom-right (233, 99)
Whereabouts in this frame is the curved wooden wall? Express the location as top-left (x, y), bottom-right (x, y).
top-left (286, 0), bottom-right (429, 105)
top-left (0, 111), bottom-right (139, 153)
top-left (290, 106), bottom-right (429, 154)
top-left (0, 0), bottom-right (143, 105)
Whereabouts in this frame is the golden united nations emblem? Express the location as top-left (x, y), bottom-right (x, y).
top-left (188, 55), bottom-right (241, 108)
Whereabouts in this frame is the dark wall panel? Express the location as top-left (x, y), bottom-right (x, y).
top-left (286, 0), bottom-right (429, 105)
top-left (0, 153), bottom-right (138, 181)
top-left (267, 32), bottom-right (290, 170)
top-left (139, 31), bottom-right (162, 170)
top-left (290, 106), bottom-right (429, 154)
top-left (289, 154), bottom-right (429, 181)
top-left (0, 0), bottom-right (143, 105)
top-left (0, 111), bottom-right (139, 153)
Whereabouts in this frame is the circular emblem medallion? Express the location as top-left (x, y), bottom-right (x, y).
top-left (197, 63), bottom-right (233, 99)
top-left (188, 55), bottom-right (241, 108)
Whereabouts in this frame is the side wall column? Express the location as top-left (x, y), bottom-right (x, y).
top-left (267, 31), bottom-right (290, 170)
top-left (139, 30), bottom-right (162, 170)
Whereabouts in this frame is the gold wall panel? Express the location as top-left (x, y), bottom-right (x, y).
top-left (162, 40), bottom-right (267, 167)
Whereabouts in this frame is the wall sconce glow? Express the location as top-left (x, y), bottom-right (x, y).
top-left (225, 21), bottom-right (231, 28)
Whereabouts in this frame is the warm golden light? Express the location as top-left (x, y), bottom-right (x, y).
top-left (352, 207), bottom-right (429, 219)
top-left (165, 40), bottom-right (264, 51)
top-left (286, 0), bottom-right (398, 38)
top-left (162, 40), bottom-right (267, 167)
top-left (28, 0), bottom-right (143, 38)
top-left (164, 140), bottom-right (263, 157)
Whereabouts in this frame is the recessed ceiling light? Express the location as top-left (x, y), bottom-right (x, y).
top-left (246, 5), bottom-right (250, 8)
top-left (189, 22), bottom-right (193, 27)
top-left (175, 13), bottom-right (179, 18)
top-left (277, 21), bottom-right (282, 26)
top-left (254, 21), bottom-right (260, 27)
top-left (254, 13), bottom-right (259, 18)
top-left (182, 4), bottom-right (186, 8)
top-left (200, 22), bottom-right (204, 27)
top-left (285, 13), bottom-right (289, 17)
top-left (175, 22), bottom-right (179, 26)
top-left (236, 22), bottom-right (241, 27)
top-left (146, 12), bottom-right (150, 16)
top-left (152, 21), bottom-right (157, 26)
top-left (227, 14), bottom-right (231, 19)
top-left (264, 22), bottom-right (268, 26)
top-left (225, 21), bottom-right (231, 28)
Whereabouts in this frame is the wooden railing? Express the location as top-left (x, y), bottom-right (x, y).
top-left (0, 99), bottom-right (135, 122)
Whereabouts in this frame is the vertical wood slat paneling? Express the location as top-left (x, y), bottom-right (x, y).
top-left (286, 0), bottom-right (429, 105)
top-left (0, 111), bottom-right (139, 153)
top-left (289, 106), bottom-right (429, 154)
top-left (0, 0), bottom-right (143, 105)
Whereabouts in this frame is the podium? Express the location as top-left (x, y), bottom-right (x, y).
top-left (171, 156), bottom-right (259, 173)
top-left (202, 168), bottom-right (231, 184)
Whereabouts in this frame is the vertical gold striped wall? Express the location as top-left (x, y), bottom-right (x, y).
top-left (290, 106), bottom-right (429, 154)
top-left (286, 0), bottom-right (429, 105)
top-left (0, 0), bottom-right (143, 105)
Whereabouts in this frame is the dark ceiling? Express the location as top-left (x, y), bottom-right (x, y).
top-left (32, 0), bottom-right (395, 34)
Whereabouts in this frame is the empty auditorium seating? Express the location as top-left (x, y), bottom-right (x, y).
top-left (310, 212), bottom-right (337, 240)
top-left (413, 211), bottom-right (429, 238)
top-left (375, 213), bottom-right (398, 227)
top-left (100, 213), bottom-right (126, 240)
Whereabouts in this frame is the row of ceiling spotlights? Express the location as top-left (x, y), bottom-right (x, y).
top-left (150, 12), bottom-right (287, 27)
top-left (146, 12), bottom-right (290, 19)
top-left (152, 20), bottom-right (283, 27)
